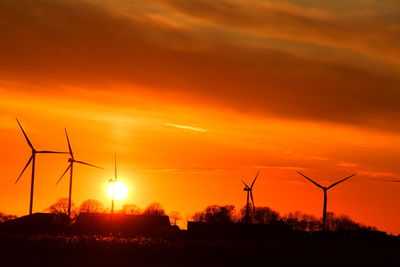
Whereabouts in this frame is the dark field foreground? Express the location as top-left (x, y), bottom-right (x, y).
top-left (0, 232), bottom-right (399, 266)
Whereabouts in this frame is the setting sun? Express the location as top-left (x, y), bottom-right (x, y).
top-left (108, 181), bottom-right (128, 201)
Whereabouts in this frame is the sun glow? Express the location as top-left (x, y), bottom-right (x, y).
top-left (107, 181), bottom-right (128, 200)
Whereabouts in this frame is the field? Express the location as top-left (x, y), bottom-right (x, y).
top-left (0, 232), bottom-right (399, 266)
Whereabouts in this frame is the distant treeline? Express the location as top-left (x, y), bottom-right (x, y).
top-left (1, 199), bottom-right (376, 232)
top-left (0, 212), bottom-right (17, 223)
top-left (46, 198), bottom-right (172, 220)
top-left (192, 205), bottom-right (376, 232)
top-left (0, 198), bottom-right (181, 224)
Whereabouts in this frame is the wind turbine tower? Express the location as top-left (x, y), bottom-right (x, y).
top-left (109, 153), bottom-right (117, 214)
top-left (241, 171), bottom-right (259, 223)
top-left (297, 171), bottom-right (356, 231)
top-left (15, 119), bottom-right (67, 215)
top-left (56, 128), bottom-right (102, 220)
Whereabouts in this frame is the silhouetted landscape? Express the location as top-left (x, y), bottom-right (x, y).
top-left (1, 201), bottom-right (399, 266)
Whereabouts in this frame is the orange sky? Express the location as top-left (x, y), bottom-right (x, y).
top-left (1, 0), bottom-right (400, 234)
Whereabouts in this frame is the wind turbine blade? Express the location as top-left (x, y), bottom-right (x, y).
top-left (327, 173), bottom-right (356, 189)
top-left (15, 155), bottom-right (33, 184)
top-left (114, 152), bottom-right (117, 180)
top-left (16, 119), bottom-right (34, 150)
top-left (297, 171), bottom-right (324, 189)
top-left (37, 151), bottom-right (68, 154)
top-left (64, 128), bottom-right (74, 158)
top-left (250, 191), bottom-right (255, 208)
top-left (75, 160), bottom-right (103, 169)
top-left (250, 171), bottom-right (259, 189)
top-left (56, 164), bottom-right (72, 185)
top-left (241, 180), bottom-right (250, 189)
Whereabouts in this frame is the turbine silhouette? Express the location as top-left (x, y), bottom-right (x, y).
top-left (56, 128), bottom-right (102, 220)
top-left (15, 119), bottom-right (67, 215)
top-left (241, 171), bottom-right (259, 223)
top-left (109, 152), bottom-right (117, 214)
top-left (297, 171), bottom-right (356, 231)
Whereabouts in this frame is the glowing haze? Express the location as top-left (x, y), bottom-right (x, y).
top-left (1, 0), bottom-right (400, 233)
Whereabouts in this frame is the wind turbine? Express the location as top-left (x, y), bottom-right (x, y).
top-left (297, 171), bottom-right (356, 231)
top-left (241, 171), bottom-right (259, 223)
top-left (15, 119), bottom-right (67, 215)
top-left (109, 152), bottom-right (117, 214)
top-left (56, 128), bottom-right (102, 220)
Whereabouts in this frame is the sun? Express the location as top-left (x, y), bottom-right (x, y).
top-left (108, 181), bottom-right (128, 200)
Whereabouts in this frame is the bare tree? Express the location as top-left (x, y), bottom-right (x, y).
top-left (121, 204), bottom-right (142, 214)
top-left (238, 206), bottom-right (280, 224)
top-left (142, 202), bottom-right (165, 216)
top-left (192, 211), bottom-right (205, 222)
top-left (192, 205), bottom-right (236, 223)
top-left (79, 199), bottom-right (105, 214)
top-left (282, 211), bottom-right (375, 232)
top-left (47, 198), bottom-right (77, 216)
top-left (206, 205), bottom-right (235, 223)
top-left (326, 212), bottom-right (375, 231)
top-left (282, 211), bottom-right (309, 231)
top-left (169, 211), bottom-right (182, 226)
top-left (252, 207), bottom-right (280, 224)
top-left (301, 213), bottom-right (319, 232)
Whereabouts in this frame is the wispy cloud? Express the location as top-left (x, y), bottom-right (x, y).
top-left (141, 167), bottom-right (222, 173)
top-left (250, 165), bottom-right (305, 171)
top-left (358, 170), bottom-right (399, 178)
top-left (337, 161), bottom-right (359, 168)
top-left (165, 123), bottom-right (207, 132)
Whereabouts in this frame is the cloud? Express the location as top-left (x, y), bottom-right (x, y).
top-left (160, 0), bottom-right (400, 64)
top-left (337, 161), bottom-right (359, 168)
top-left (386, 179), bottom-right (400, 183)
top-left (358, 170), bottom-right (398, 178)
top-left (141, 167), bottom-right (222, 173)
top-left (1, 0), bottom-right (400, 131)
top-left (165, 123), bottom-right (207, 132)
top-left (249, 165), bottom-right (305, 171)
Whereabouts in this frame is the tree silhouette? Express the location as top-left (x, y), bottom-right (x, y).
top-left (189, 204), bottom-right (376, 232)
top-left (238, 206), bottom-right (281, 224)
top-left (300, 213), bottom-right (319, 232)
top-left (142, 202), bottom-right (165, 216)
top-left (192, 211), bottom-right (205, 222)
top-left (205, 205), bottom-right (235, 223)
top-left (253, 207), bottom-right (280, 224)
top-left (47, 198), bottom-right (77, 216)
top-left (79, 199), bottom-right (104, 214)
top-left (0, 212), bottom-right (17, 222)
top-left (283, 211), bottom-right (320, 231)
top-left (192, 205), bottom-right (236, 223)
top-left (326, 212), bottom-right (376, 231)
top-left (121, 204), bottom-right (142, 214)
top-left (281, 211), bottom-right (375, 232)
top-left (169, 211), bottom-right (182, 226)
